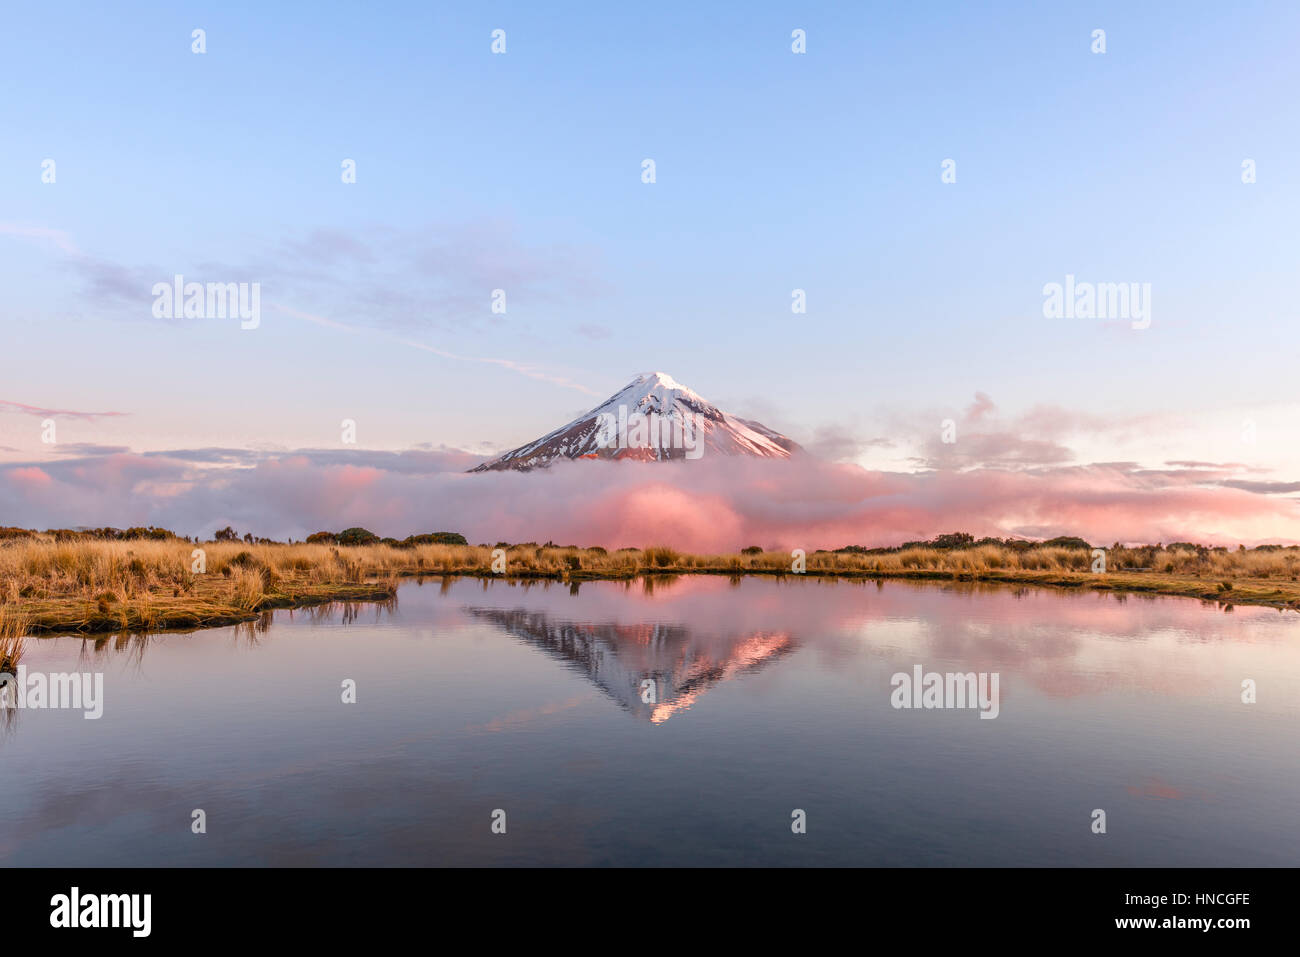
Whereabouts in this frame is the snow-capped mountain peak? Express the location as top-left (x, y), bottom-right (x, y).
top-left (469, 372), bottom-right (801, 472)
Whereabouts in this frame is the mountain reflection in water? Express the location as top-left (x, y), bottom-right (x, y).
top-left (464, 606), bottom-right (795, 723)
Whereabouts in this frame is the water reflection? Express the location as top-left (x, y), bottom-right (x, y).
top-left (2, 576), bottom-right (1297, 866)
top-left (465, 606), bottom-right (795, 722)
top-left (296, 597), bottom-right (398, 626)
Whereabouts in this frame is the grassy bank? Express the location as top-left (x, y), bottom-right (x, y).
top-left (2, 538), bottom-right (1299, 638)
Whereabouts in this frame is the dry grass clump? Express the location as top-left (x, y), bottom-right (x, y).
top-left (642, 546), bottom-right (681, 568)
top-left (227, 566), bottom-right (267, 611)
top-left (0, 606), bottom-right (28, 672)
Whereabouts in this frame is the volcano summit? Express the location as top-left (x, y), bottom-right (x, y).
top-left (469, 372), bottom-right (801, 472)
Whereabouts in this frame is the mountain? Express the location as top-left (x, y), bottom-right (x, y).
top-left (469, 372), bottom-right (801, 472)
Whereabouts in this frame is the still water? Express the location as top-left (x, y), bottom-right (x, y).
top-left (2, 576), bottom-right (1297, 866)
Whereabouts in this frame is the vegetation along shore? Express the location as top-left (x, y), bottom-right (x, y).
top-left (2, 526), bottom-right (1299, 641)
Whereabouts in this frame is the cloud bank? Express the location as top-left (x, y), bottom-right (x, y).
top-left (2, 449), bottom-right (1297, 549)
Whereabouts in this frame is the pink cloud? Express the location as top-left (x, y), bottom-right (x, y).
top-left (2, 451), bottom-right (1298, 547)
top-left (7, 467), bottom-right (53, 490)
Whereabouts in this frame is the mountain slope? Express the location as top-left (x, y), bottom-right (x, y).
top-left (469, 372), bottom-right (801, 472)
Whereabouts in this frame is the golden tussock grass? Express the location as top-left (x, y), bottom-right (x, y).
top-left (2, 536), bottom-right (1299, 634)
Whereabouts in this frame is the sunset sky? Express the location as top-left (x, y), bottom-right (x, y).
top-left (2, 0), bottom-right (1299, 546)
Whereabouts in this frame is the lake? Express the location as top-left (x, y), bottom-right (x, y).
top-left (2, 575), bottom-right (1297, 866)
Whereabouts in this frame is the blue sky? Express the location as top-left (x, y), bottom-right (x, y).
top-left (2, 0), bottom-right (1298, 479)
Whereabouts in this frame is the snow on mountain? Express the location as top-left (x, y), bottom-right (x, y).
top-left (469, 372), bottom-right (801, 472)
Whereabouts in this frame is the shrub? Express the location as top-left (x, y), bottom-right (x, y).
top-left (403, 532), bottom-right (468, 546)
top-left (121, 526), bottom-right (176, 540)
top-left (337, 527), bottom-right (380, 546)
top-left (1038, 536), bottom-right (1092, 550)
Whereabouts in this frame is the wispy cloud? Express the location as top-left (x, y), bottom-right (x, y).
top-left (1220, 480), bottom-right (1300, 495)
top-left (272, 304), bottom-right (599, 396)
top-left (0, 400), bottom-right (128, 420)
top-left (0, 223), bottom-right (81, 255)
top-left (208, 219), bottom-right (608, 333)
top-left (3, 219), bottom-right (606, 397)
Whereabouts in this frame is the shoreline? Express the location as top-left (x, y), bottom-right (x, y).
top-left (17, 565), bottom-right (1299, 637)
